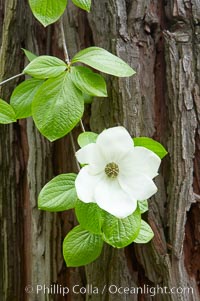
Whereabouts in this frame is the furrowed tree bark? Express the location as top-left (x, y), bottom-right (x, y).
top-left (0, 1), bottom-right (199, 301)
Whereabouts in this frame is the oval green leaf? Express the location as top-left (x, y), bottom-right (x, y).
top-left (22, 48), bottom-right (37, 62)
top-left (138, 200), bottom-right (148, 214)
top-left (72, 47), bottom-right (135, 77)
top-left (133, 220), bottom-right (154, 244)
top-left (102, 207), bottom-right (141, 248)
top-left (38, 173), bottom-right (78, 212)
top-left (72, 0), bottom-right (91, 12)
top-left (77, 131), bottom-right (98, 148)
top-left (23, 55), bottom-right (67, 79)
top-left (10, 78), bottom-right (44, 119)
top-left (71, 66), bottom-right (107, 97)
top-left (0, 99), bottom-right (16, 124)
top-left (29, 0), bottom-right (67, 27)
top-left (32, 72), bottom-right (84, 141)
top-left (63, 225), bottom-right (103, 267)
top-left (75, 201), bottom-right (105, 234)
top-left (133, 137), bottom-right (168, 159)
top-left (83, 93), bottom-right (93, 104)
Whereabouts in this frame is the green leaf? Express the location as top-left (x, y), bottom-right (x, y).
top-left (77, 131), bottom-right (98, 147)
top-left (38, 173), bottom-right (77, 212)
top-left (134, 220), bottom-right (154, 244)
top-left (71, 66), bottom-right (107, 97)
top-left (22, 48), bottom-right (37, 62)
top-left (32, 72), bottom-right (84, 141)
top-left (23, 55), bottom-right (67, 79)
top-left (133, 137), bottom-right (168, 159)
top-left (71, 0), bottom-right (91, 11)
top-left (28, 0), bottom-right (67, 27)
top-left (138, 200), bottom-right (148, 214)
top-left (10, 78), bottom-right (44, 119)
top-left (75, 201), bottom-right (105, 234)
top-left (72, 47), bottom-right (135, 77)
top-left (0, 99), bottom-right (16, 124)
top-left (102, 207), bottom-right (141, 248)
top-left (63, 225), bottom-right (103, 267)
top-left (83, 93), bottom-right (93, 104)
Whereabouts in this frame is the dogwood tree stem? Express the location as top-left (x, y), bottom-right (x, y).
top-left (0, 72), bottom-right (24, 86)
top-left (59, 18), bottom-right (70, 65)
top-left (80, 120), bottom-right (86, 132)
top-left (69, 132), bottom-right (81, 171)
top-left (60, 18), bottom-right (85, 171)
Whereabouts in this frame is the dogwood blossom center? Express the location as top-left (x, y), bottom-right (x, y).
top-left (105, 162), bottom-right (119, 178)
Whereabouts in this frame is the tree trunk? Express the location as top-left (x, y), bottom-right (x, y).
top-left (0, 1), bottom-right (199, 301)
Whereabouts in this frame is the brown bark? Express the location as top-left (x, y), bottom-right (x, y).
top-left (0, 0), bottom-right (200, 301)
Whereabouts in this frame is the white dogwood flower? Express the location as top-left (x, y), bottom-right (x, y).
top-left (75, 126), bottom-right (161, 218)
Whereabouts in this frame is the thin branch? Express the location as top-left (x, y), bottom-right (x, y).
top-left (80, 120), bottom-right (86, 132)
top-left (194, 193), bottom-right (200, 203)
top-left (0, 72), bottom-right (24, 86)
top-left (59, 18), bottom-right (70, 64)
top-left (59, 17), bottom-right (85, 171)
top-left (69, 132), bottom-right (80, 171)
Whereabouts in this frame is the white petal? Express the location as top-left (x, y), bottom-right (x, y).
top-left (76, 143), bottom-right (106, 174)
top-left (119, 147), bottom-right (161, 179)
top-left (94, 177), bottom-right (137, 218)
top-left (118, 172), bottom-right (158, 200)
top-left (96, 126), bottom-right (134, 162)
top-left (75, 166), bottom-right (103, 203)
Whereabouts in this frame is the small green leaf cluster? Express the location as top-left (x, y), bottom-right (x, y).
top-left (38, 132), bottom-right (167, 267)
top-left (38, 174), bottom-right (151, 267)
top-left (29, 0), bottom-right (92, 27)
top-left (0, 47), bottom-right (135, 141)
